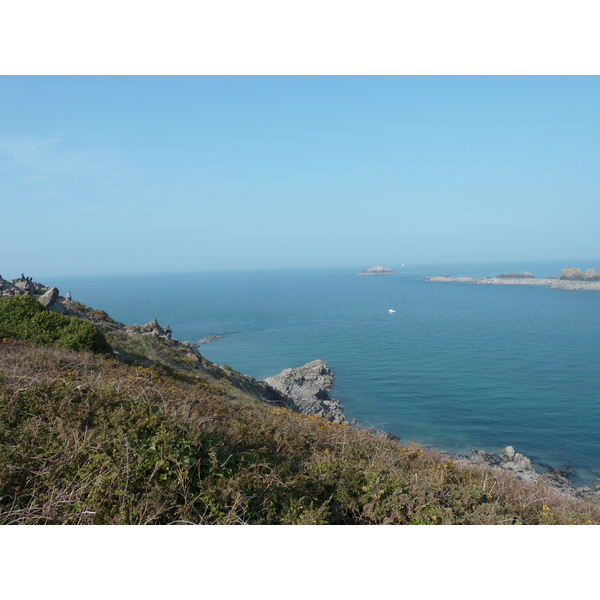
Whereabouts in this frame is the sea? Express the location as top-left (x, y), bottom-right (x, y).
top-left (49, 261), bottom-right (600, 487)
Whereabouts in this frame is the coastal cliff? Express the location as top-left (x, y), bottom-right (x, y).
top-left (2, 272), bottom-right (600, 524)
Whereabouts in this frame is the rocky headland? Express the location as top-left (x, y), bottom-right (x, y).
top-left (357, 265), bottom-right (396, 276)
top-left (426, 268), bottom-right (600, 291)
top-left (0, 274), bottom-right (347, 425)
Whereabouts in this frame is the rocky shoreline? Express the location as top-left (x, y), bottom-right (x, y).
top-left (426, 267), bottom-right (600, 291)
top-left (260, 361), bottom-right (600, 500)
top-left (454, 446), bottom-right (600, 502)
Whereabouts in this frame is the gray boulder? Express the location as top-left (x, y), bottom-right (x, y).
top-left (13, 278), bottom-right (34, 293)
top-left (502, 445), bottom-right (516, 461)
top-left (34, 286), bottom-right (68, 314)
top-left (38, 286), bottom-right (59, 308)
top-left (499, 445), bottom-right (537, 481)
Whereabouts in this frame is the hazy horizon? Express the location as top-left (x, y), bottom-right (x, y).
top-left (2, 76), bottom-right (599, 278)
top-left (6, 258), bottom-right (600, 284)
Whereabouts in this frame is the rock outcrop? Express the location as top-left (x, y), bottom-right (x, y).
top-left (0, 276), bottom-right (17, 295)
top-left (131, 318), bottom-right (172, 339)
top-left (1, 276), bottom-right (74, 311)
top-left (357, 265), bottom-right (396, 276)
top-left (37, 286), bottom-right (68, 314)
top-left (560, 268), bottom-right (600, 281)
top-left (465, 446), bottom-right (600, 501)
top-left (13, 279), bottom-right (36, 293)
top-left (263, 360), bottom-right (346, 423)
top-left (498, 445), bottom-right (537, 482)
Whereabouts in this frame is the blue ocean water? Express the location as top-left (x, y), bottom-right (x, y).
top-left (50, 262), bottom-right (600, 486)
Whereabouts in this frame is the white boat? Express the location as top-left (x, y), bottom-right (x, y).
top-left (388, 309), bottom-right (396, 313)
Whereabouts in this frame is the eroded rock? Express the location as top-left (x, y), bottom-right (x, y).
top-left (136, 318), bottom-right (172, 339)
top-left (499, 446), bottom-right (537, 482)
top-left (263, 360), bottom-right (346, 423)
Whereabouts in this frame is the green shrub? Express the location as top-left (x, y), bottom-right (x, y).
top-left (0, 295), bottom-right (112, 354)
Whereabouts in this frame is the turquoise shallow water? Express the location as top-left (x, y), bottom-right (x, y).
top-left (50, 262), bottom-right (600, 486)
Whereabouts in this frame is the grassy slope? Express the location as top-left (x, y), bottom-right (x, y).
top-left (1, 299), bottom-right (600, 524)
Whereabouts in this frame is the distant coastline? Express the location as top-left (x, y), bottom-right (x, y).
top-left (426, 268), bottom-right (600, 291)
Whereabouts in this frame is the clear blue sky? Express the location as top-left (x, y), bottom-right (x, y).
top-left (2, 76), bottom-right (599, 277)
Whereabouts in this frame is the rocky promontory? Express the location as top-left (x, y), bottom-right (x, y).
top-left (263, 360), bottom-right (346, 423)
top-left (1, 273), bottom-right (346, 424)
top-left (426, 268), bottom-right (600, 291)
top-left (357, 265), bottom-right (396, 276)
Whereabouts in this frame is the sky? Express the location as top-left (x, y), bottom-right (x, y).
top-left (2, 75), bottom-right (599, 278)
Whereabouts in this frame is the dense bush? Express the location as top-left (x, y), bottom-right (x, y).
top-left (0, 295), bottom-right (112, 354)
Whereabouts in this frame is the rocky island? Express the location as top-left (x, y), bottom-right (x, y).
top-left (426, 268), bottom-right (600, 291)
top-left (357, 265), bottom-right (396, 276)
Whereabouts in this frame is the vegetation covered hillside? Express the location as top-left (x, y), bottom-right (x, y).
top-left (1, 295), bottom-right (600, 524)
